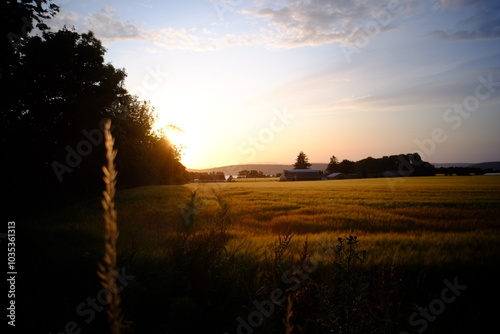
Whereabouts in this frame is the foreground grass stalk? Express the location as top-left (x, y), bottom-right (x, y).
top-left (284, 294), bottom-right (294, 334)
top-left (97, 119), bottom-right (122, 334)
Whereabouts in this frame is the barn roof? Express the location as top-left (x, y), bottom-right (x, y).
top-left (282, 169), bottom-right (322, 181)
top-left (284, 169), bottom-right (321, 173)
top-left (326, 172), bottom-right (345, 178)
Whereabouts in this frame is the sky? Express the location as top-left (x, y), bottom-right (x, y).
top-left (50, 0), bottom-right (500, 169)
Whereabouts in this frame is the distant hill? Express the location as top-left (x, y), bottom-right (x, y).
top-left (467, 161), bottom-right (500, 171)
top-left (189, 161), bottom-right (500, 176)
top-left (188, 163), bottom-right (329, 176)
top-left (431, 163), bottom-right (472, 168)
top-left (432, 161), bottom-right (500, 170)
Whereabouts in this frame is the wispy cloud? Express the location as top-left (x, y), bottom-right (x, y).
top-left (51, 5), bottom-right (253, 50)
top-left (51, 1), bottom-right (499, 51)
top-left (241, 0), bottom-right (419, 48)
top-left (49, 10), bottom-right (80, 31)
top-left (83, 6), bottom-right (141, 40)
top-left (429, 0), bottom-right (500, 41)
top-left (51, 1), bottom-right (420, 50)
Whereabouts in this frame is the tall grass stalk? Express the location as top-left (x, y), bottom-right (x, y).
top-left (284, 294), bottom-right (294, 334)
top-left (97, 119), bottom-right (122, 334)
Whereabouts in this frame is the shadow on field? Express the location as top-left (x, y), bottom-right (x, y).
top-left (19, 195), bottom-right (500, 333)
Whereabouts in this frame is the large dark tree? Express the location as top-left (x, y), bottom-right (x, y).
top-left (326, 155), bottom-right (339, 173)
top-left (354, 153), bottom-right (435, 177)
top-left (1, 29), bottom-right (128, 214)
top-left (1, 6), bottom-right (186, 217)
top-left (293, 151), bottom-right (312, 169)
top-left (1, 0), bottom-right (59, 78)
top-left (337, 159), bottom-right (356, 174)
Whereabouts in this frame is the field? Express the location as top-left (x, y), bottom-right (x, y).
top-left (214, 176), bottom-right (500, 267)
top-left (22, 176), bottom-right (500, 333)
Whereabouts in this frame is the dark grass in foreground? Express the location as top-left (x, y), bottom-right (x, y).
top-left (20, 176), bottom-right (500, 333)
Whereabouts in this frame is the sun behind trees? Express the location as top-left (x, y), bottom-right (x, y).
top-left (1, 1), bottom-right (187, 217)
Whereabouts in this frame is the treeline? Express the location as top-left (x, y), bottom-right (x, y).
top-left (1, 1), bottom-right (187, 217)
top-left (435, 167), bottom-right (498, 176)
top-left (325, 153), bottom-right (436, 177)
top-left (188, 172), bottom-right (226, 182)
top-left (237, 169), bottom-right (270, 178)
top-left (187, 169), bottom-right (277, 182)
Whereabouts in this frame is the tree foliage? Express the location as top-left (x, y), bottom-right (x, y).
top-left (238, 170), bottom-right (266, 178)
top-left (293, 151), bottom-right (312, 169)
top-left (326, 155), bottom-right (339, 173)
top-left (326, 154), bottom-right (435, 177)
top-left (1, 2), bottom-right (186, 217)
top-left (188, 172), bottom-right (225, 182)
top-left (1, 0), bottom-right (59, 78)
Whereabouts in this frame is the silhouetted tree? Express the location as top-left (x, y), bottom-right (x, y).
top-left (1, 0), bottom-right (59, 80)
top-left (238, 170), bottom-right (250, 178)
top-left (338, 159), bottom-right (356, 174)
top-left (326, 155), bottom-right (339, 173)
top-left (1, 28), bottom-right (129, 214)
top-left (1, 4), bottom-right (186, 217)
top-left (294, 151), bottom-right (312, 169)
top-left (348, 153), bottom-right (435, 178)
top-left (187, 172), bottom-right (224, 182)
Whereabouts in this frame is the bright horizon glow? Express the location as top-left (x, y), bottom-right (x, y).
top-left (52, 0), bottom-right (500, 169)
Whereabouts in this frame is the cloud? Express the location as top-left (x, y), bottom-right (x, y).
top-left (83, 6), bottom-right (141, 41)
top-left (49, 10), bottom-right (80, 31)
top-left (52, 0), bottom-right (498, 52)
top-left (51, 6), bottom-right (248, 51)
top-left (432, 0), bottom-right (479, 11)
top-left (57, 1), bottom-right (420, 51)
top-left (354, 69), bottom-right (500, 113)
top-left (241, 0), bottom-right (419, 48)
top-left (429, 0), bottom-right (500, 40)
top-left (143, 28), bottom-right (251, 51)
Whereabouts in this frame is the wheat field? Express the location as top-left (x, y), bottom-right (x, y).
top-left (26, 175), bottom-right (500, 333)
top-left (182, 176), bottom-right (500, 266)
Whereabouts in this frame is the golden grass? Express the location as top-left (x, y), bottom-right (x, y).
top-left (26, 171), bottom-right (499, 333)
top-left (97, 120), bottom-right (122, 334)
top-left (44, 175), bottom-right (499, 274)
top-left (202, 177), bottom-right (500, 233)
top-left (284, 294), bottom-right (294, 334)
top-left (188, 176), bottom-right (500, 268)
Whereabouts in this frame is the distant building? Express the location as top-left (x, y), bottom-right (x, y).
top-left (280, 169), bottom-right (322, 181)
top-left (325, 172), bottom-right (349, 180)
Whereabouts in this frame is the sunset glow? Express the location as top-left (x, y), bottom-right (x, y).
top-left (52, 0), bottom-right (500, 169)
